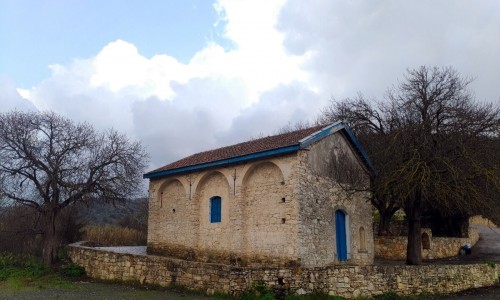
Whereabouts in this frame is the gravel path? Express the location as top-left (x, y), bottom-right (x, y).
top-left (92, 246), bottom-right (147, 255)
top-left (421, 284), bottom-right (500, 300)
top-left (375, 225), bottom-right (500, 266)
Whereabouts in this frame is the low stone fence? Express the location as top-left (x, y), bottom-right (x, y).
top-left (470, 215), bottom-right (498, 227)
top-left (68, 243), bottom-right (499, 298)
top-left (374, 228), bottom-right (479, 260)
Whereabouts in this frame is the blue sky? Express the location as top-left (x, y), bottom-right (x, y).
top-left (1, 0), bottom-right (499, 172)
top-left (1, 0), bottom-right (225, 87)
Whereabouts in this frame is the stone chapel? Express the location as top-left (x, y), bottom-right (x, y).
top-left (144, 121), bottom-right (375, 267)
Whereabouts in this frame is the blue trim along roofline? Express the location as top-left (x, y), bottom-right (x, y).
top-left (143, 145), bottom-right (300, 179)
top-left (299, 121), bottom-right (375, 173)
top-left (144, 121), bottom-right (376, 180)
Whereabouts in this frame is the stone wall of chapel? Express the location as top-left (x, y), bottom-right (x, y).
top-left (160, 180), bottom-right (196, 247)
top-left (242, 161), bottom-right (298, 260)
top-left (195, 171), bottom-right (234, 252)
top-left (147, 155), bottom-right (300, 266)
top-left (296, 131), bottom-right (374, 267)
top-left (147, 179), bottom-right (191, 247)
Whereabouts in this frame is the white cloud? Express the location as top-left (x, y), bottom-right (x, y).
top-left (0, 76), bottom-right (37, 113)
top-left (89, 40), bottom-right (190, 100)
top-left (11, 0), bottom-right (312, 171)
top-left (277, 0), bottom-right (500, 101)
top-left (3, 0), bottom-right (499, 176)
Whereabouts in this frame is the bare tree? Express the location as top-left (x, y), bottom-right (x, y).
top-left (275, 120), bottom-right (312, 135)
top-left (319, 66), bottom-right (500, 265)
top-left (318, 95), bottom-right (402, 236)
top-left (0, 111), bottom-right (148, 264)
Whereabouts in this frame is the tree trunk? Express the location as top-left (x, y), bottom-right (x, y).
top-left (378, 209), bottom-right (394, 236)
top-left (42, 209), bottom-right (62, 265)
top-left (405, 191), bottom-right (423, 265)
top-left (406, 212), bottom-right (422, 265)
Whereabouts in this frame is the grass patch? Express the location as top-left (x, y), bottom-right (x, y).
top-left (372, 291), bottom-right (435, 300)
top-left (286, 291), bottom-right (345, 299)
top-left (483, 260), bottom-right (496, 268)
top-left (61, 263), bottom-right (86, 278)
top-left (4, 272), bottom-right (73, 290)
top-left (240, 283), bottom-right (275, 300)
top-left (0, 253), bottom-right (77, 291)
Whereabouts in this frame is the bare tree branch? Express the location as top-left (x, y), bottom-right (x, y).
top-left (0, 111), bottom-right (149, 263)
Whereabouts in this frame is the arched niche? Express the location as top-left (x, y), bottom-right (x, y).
top-left (158, 179), bottom-right (187, 207)
top-left (194, 171), bottom-right (231, 224)
top-left (241, 161), bottom-right (285, 189)
top-left (422, 232), bottom-right (431, 250)
top-left (241, 161), bottom-right (288, 257)
top-left (359, 226), bottom-right (367, 252)
top-left (193, 171), bottom-right (231, 198)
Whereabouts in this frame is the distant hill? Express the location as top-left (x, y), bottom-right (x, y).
top-left (77, 198), bottom-right (148, 232)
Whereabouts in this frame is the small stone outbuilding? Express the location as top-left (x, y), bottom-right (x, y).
top-left (144, 122), bottom-right (375, 267)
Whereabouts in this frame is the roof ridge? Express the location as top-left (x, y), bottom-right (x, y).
top-left (145, 124), bottom-right (326, 176)
top-left (197, 124), bottom-right (324, 155)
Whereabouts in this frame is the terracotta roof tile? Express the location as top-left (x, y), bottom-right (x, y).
top-left (146, 125), bottom-right (325, 175)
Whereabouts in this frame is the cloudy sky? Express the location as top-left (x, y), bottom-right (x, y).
top-left (1, 0), bottom-right (499, 172)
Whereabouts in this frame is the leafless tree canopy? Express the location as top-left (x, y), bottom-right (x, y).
top-left (0, 111), bottom-right (148, 263)
top-left (318, 66), bottom-right (500, 265)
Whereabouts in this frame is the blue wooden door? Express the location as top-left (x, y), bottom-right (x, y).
top-left (335, 210), bottom-right (347, 261)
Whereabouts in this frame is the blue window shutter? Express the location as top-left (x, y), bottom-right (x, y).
top-left (210, 196), bottom-right (221, 223)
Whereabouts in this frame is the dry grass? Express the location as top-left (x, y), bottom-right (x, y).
top-left (82, 225), bottom-right (146, 247)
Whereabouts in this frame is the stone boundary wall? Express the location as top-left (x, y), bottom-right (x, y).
top-left (470, 216), bottom-right (498, 227)
top-left (68, 244), bottom-right (499, 299)
top-left (375, 228), bottom-right (479, 260)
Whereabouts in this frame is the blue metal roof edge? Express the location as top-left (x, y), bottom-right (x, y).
top-left (298, 121), bottom-right (344, 148)
top-left (299, 121), bottom-right (376, 174)
top-left (144, 121), bottom-right (376, 180)
top-left (143, 145), bottom-right (300, 179)
top-left (340, 124), bottom-right (376, 174)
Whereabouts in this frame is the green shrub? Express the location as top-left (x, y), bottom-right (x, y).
top-left (373, 291), bottom-right (417, 300)
top-left (61, 263), bottom-right (86, 278)
top-left (285, 291), bottom-right (345, 300)
top-left (241, 283), bottom-right (275, 300)
top-left (375, 292), bottom-right (400, 300)
top-left (484, 260), bottom-right (495, 268)
top-left (0, 253), bottom-right (16, 269)
top-left (22, 257), bottom-right (49, 278)
top-left (0, 254), bottom-right (49, 282)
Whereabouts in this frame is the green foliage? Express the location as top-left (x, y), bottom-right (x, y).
top-left (0, 252), bottom-right (16, 268)
top-left (285, 291), bottom-right (345, 299)
top-left (0, 254), bottom-right (48, 280)
top-left (0, 266), bottom-right (13, 281)
top-left (240, 283), bottom-right (275, 300)
top-left (373, 292), bottom-right (401, 300)
top-left (61, 263), bottom-right (86, 278)
top-left (484, 260), bottom-right (496, 268)
top-left (57, 247), bottom-right (68, 261)
top-left (0, 253), bottom-right (74, 291)
top-left (372, 291), bottom-right (426, 300)
top-left (22, 257), bottom-right (49, 277)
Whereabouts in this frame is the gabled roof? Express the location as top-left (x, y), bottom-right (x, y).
top-left (144, 121), bottom-right (374, 179)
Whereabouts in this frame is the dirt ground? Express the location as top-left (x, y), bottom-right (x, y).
top-left (1, 281), bottom-right (499, 300)
top-left (421, 284), bottom-right (500, 300)
top-left (0, 281), bottom-right (224, 300)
